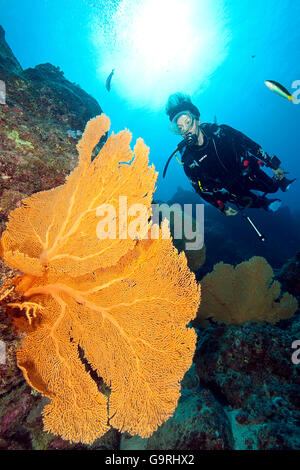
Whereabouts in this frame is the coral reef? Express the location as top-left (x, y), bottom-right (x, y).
top-left (0, 26), bottom-right (22, 75)
top-left (146, 365), bottom-right (234, 450)
top-left (195, 322), bottom-right (300, 450)
top-left (277, 251), bottom-right (300, 300)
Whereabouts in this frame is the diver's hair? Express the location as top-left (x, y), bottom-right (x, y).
top-left (165, 92), bottom-right (200, 121)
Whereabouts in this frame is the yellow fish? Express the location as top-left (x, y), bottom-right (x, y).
top-left (265, 80), bottom-right (296, 103)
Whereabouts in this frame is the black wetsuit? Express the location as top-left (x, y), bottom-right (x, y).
top-left (180, 123), bottom-right (280, 211)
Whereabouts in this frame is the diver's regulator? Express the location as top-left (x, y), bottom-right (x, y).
top-left (163, 132), bottom-right (197, 178)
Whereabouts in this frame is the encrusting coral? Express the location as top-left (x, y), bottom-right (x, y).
top-left (196, 256), bottom-right (297, 325)
top-left (0, 114), bottom-right (200, 444)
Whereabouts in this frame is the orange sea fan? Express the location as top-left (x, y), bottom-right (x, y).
top-left (196, 256), bottom-right (297, 325)
top-left (0, 114), bottom-right (200, 444)
top-left (0, 114), bottom-right (157, 276)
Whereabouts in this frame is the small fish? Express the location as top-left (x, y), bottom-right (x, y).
top-left (265, 80), bottom-right (295, 103)
top-left (105, 69), bottom-right (115, 92)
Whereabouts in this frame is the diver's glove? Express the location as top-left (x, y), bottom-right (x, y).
top-left (272, 167), bottom-right (285, 180)
top-left (223, 206), bottom-right (238, 216)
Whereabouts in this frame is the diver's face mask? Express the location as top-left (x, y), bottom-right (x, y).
top-left (171, 111), bottom-right (196, 136)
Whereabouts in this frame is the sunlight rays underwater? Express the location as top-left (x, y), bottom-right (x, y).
top-left (88, 0), bottom-right (231, 110)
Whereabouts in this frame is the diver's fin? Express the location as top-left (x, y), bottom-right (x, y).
top-left (278, 177), bottom-right (296, 192)
top-left (268, 199), bottom-right (282, 212)
top-left (261, 197), bottom-right (281, 212)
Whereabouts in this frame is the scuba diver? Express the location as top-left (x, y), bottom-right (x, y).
top-left (164, 93), bottom-right (296, 217)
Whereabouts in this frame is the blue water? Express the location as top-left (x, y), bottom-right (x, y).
top-left (1, 0), bottom-right (299, 208)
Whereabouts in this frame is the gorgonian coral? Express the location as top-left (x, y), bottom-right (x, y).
top-left (196, 256), bottom-right (297, 325)
top-left (0, 114), bottom-right (200, 444)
